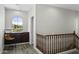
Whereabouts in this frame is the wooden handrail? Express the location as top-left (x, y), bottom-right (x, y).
top-left (37, 33), bottom-right (74, 37)
top-left (46, 33), bottom-right (74, 36)
top-left (75, 34), bottom-right (79, 39)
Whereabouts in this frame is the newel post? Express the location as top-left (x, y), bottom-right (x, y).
top-left (73, 31), bottom-right (76, 48)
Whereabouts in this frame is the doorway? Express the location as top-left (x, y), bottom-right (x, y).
top-left (30, 16), bottom-right (34, 45)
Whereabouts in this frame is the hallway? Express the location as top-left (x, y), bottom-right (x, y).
top-left (3, 44), bottom-right (38, 54)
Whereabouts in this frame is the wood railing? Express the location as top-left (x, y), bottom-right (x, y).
top-left (36, 32), bottom-right (77, 54)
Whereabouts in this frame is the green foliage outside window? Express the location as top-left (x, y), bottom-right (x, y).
top-left (12, 25), bottom-right (23, 32)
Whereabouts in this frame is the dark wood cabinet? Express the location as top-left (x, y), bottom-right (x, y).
top-left (4, 32), bottom-right (29, 44)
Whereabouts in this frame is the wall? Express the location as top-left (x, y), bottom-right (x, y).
top-left (5, 9), bottom-right (28, 32)
top-left (36, 5), bottom-right (77, 35)
top-left (76, 12), bottom-right (79, 36)
top-left (28, 5), bottom-right (36, 47)
top-left (0, 5), bottom-right (5, 53)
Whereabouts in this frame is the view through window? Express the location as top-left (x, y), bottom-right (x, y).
top-left (12, 16), bottom-right (23, 32)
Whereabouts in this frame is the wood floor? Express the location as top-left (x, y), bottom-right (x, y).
top-left (3, 44), bottom-right (38, 54)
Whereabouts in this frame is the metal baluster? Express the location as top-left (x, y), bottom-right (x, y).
top-left (47, 36), bottom-right (48, 54)
top-left (42, 36), bottom-right (43, 53)
top-left (58, 35), bottom-right (59, 52)
top-left (45, 36), bottom-right (47, 53)
top-left (54, 35), bottom-right (56, 54)
top-left (52, 36), bottom-right (54, 54)
top-left (48, 36), bottom-right (49, 54)
top-left (44, 36), bottom-right (46, 53)
top-left (47, 36), bottom-right (49, 54)
top-left (56, 35), bottom-right (58, 53)
top-left (58, 35), bottom-right (59, 53)
top-left (40, 35), bottom-right (42, 52)
top-left (60, 35), bottom-right (62, 52)
top-left (45, 36), bottom-right (47, 54)
top-left (57, 35), bottom-right (59, 53)
top-left (55, 35), bottom-right (56, 53)
top-left (61, 35), bottom-right (62, 52)
top-left (50, 35), bottom-right (52, 54)
top-left (42, 36), bottom-right (43, 52)
top-left (53, 35), bottom-right (55, 54)
top-left (49, 36), bottom-right (51, 54)
top-left (55, 35), bottom-right (57, 53)
top-left (60, 35), bottom-right (61, 52)
top-left (45, 36), bottom-right (46, 54)
top-left (48, 36), bottom-right (50, 54)
top-left (65, 35), bottom-right (66, 51)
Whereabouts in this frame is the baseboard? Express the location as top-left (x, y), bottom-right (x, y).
top-left (34, 47), bottom-right (43, 54)
top-left (4, 42), bottom-right (29, 46)
top-left (58, 48), bottom-right (77, 54)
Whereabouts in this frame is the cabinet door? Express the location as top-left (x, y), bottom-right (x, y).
top-left (21, 32), bottom-right (29, 42)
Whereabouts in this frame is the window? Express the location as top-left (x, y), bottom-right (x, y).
top-left (12, 16), bottom-right (23, 32)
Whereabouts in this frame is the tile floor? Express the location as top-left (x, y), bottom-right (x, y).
top-left (3, 44), bottom-right (38, 54)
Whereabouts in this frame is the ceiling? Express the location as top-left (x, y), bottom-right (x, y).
top-left (3, 4), bottom-right (79, 12)
top-left (47, 4), bottom-right (79, 11)
top-left (4, 4), bottom-right (33, 12)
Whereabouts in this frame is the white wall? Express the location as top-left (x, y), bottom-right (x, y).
top-left (0, 5), bottom-right (5, 53)
top-left (76, 12), bottom-right (79, 36)
top-left (36, 5), bottom-right (77, 35)
top-left (5, 9), bottom-right (28, 32)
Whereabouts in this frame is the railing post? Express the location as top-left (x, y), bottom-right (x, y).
top-left (73, 31), bottom-right (76, 48)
